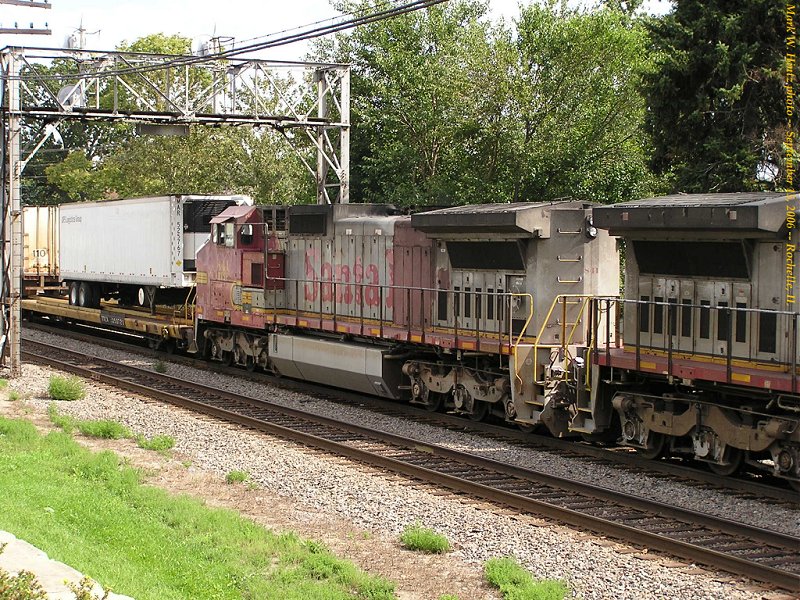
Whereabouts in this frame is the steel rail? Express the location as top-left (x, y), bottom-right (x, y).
top-left (22, 320), bottom-right (800, 505)
top-left (22, 341), bottom-right (800, 592)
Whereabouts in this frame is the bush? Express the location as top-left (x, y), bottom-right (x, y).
top-left (225, 470), bottom-right (250, 484)
top-left (136, 434), bottom-right (175, 453)
top-left (484, 557), bottom-right (568, 600)
top-left (77, 420), bottom-right (131, 440)
top-left (48, 375), bottom-right (86, 401)
top-left (399, 523), bottom-right (450, 554)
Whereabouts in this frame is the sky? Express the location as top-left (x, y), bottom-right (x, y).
top-left (0, 0), bottom-right (672, 61)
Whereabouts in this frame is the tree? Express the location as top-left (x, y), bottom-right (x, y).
top-left (315, 0), bottom-right (659, 206)
top-left (319, 0), bottom-right (517, 206)
top-left (512, 2), bottom-right (659, 203)
top-left (644, 0), bottom-right (785, 192)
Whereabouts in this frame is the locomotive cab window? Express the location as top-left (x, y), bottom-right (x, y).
top-left (239, 224), bottom-right (254, 246)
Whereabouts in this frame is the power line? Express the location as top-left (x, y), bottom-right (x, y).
top-left (0, 0), bottom-right (51, 35)
top-left (12, 0), bottom-right (448, 82)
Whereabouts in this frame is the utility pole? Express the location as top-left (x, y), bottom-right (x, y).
top-left (0, 0), bottom-right (51, 35)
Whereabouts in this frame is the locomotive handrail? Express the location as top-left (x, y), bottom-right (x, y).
top-left (262, 274), bottom-right (533, 347)
top-left (594, 297), bottom-right (800, 388)
top-left (532, 294), bottom-right (595, 386)
top-left (510, 292), bottom-right (534, 392)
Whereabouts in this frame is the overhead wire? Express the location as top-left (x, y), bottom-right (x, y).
top-left (10, 0), bottom-right (449, 82)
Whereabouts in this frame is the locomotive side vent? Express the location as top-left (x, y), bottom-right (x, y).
top-left (289, 213), bottom-right (327, 235)
top-left (446, 241), bottom-right (525, 271)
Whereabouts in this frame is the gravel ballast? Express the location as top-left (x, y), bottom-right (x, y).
top-left (14, 328), bottom-right (798, 600)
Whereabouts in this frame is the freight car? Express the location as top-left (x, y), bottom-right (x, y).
top-left (588, 193), bottom-right (799, 486)
top-left (194, 200), bottom-right (619, 432)
top-left (59, 195), bottom-right (248, 310)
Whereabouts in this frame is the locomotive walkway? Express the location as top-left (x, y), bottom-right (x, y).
top-left (22, 339), bottom-right (800, 593)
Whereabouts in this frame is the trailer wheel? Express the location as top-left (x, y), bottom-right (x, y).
top-left (78, 282), bottom-right (92, 308)
top-left (68, 282), bottom-right (79, 306)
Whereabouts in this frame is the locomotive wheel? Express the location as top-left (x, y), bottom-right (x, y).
top-left (637, 432), bottom-right (666, 460)
top-left (469, 400), bottom-right (489, 422)
top-left (707, 448), bottom-right (744, 477)
top-left (424, 393), bottom-right (444, 412)
top-left (245, 356), bottom-right (256, 372)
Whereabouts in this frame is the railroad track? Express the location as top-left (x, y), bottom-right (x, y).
top-left (22, 339), bottom-right (800, 592)
top-left (22, 319), bottom-right (800, 506)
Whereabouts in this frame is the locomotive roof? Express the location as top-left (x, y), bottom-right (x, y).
top-left (411, 200), bottom-right (590, 234)
top-left (593, 192), bottom-right (794, 234)
top-left (209, 204), bottom-right (257, 223)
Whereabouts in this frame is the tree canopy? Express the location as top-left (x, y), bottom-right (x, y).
top-left (643, 0), bottom-right (785, 192)
top-left (24, 2), bottom-right (788, 208)
top-left (313, 0), bottom-right (659, 207)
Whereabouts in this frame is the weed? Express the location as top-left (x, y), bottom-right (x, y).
top-left (484, 557), bottom-right (568, 600)
top-left (399, 522), bottom-right (450, 554)
top-left (440, 595), bottom-right (459, 600)
top-left (153, 360), bottom-right (167, 374)
top-left (181, 460), bottom-right (193, 468)
top-left (67, 576), bottom-right (109, 600)
top-left (48, 403), bottom-right (77, 434)
top-left (225, 470), bottom-right (250, 484)
top-left (0, 378), bottom-right (7, 389)
top-left (136, 434), bottom-right (175, 453)
top-left (48, 375), bottom-right (86, 401)
top-left (8, 390), bottom-right (21, 401)
top-left (362, 530), bottom-right (372, 540)
top-left (77, 420), bottom-right (131, 440)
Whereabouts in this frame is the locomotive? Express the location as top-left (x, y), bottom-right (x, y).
top-left (194, 200), bottom-right (618, 431)
top-left (592, 193), bottom-right (799, 483)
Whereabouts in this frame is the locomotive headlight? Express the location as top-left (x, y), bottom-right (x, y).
top-left (585, 216), bottom-right (598, 239)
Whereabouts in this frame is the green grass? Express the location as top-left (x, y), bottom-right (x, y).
top-left (399, 523), bottom-right (450, 554)
top-left (47, 375), bottom-right (86, 401)
top-left (484, 557), bottom-right (568, 600)
top-left (48, 405), bottom-right (130, 440)
top-left (225, 470), bottom-right (250, 484)
top-left (136, 434), bottom-right (175, 453)
top-left (0, 417), bottom-right (395, 600)
top-left (76, 420), bottom-right (131, 440)
top-left (48, 403), bottom-right (77, 434)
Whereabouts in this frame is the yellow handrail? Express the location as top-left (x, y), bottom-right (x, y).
top-left (511, 292), bottom-right (534, 392)
top-left (532, 294), bottom-right (594, 385)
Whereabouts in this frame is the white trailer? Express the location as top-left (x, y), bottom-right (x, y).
top-left (59, 195), bottom-right (249, 308)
